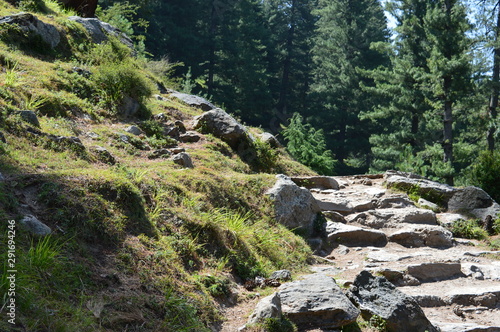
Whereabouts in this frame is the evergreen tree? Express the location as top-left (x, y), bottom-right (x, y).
top-left (361, 0), bottom-right (432, 172)
top-left (309, 0), bottom-right (390, 173)
top-left (423, 0), bottom-right (472, 184)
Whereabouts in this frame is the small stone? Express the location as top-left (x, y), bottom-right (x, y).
top-left (172, 152), bottom-right (194, 168)
top-left (174, 120), bottom-right (187, 133)
top-left (179, 131), bottom-right (201, 143)
top-left (18, 110), bottom-right (40, 127)
top-left (91, 146), bottom-right (116, 165)
top-left (270, 270), bottom-right (292, 281)
top-left (125, 125), bottom-right (143, 136)
top-left (20, 215), bottom-right (51, 236)
top-left (149, 149), bottom-right (171, 159)
top-left (86, 132), bottom-right (99, 139)
top-left (170, 148), bottom-right (185, 154)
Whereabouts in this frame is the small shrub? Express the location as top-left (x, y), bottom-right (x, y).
top-left (263, 317), bottom-right (297, 332)
top-left (449, 219), bottom-right (488, 240)
top-left (468, 150), bottom-right (500, 203)
top-left (19, 0), bottom-right (46, 12)
top-left (281, 113), bottom-right (336, 175)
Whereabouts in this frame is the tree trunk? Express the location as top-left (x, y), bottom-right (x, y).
top-left (488, 1), bottom-right (500, 151)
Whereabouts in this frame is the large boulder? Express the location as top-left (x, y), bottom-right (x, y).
top-left (326, 221), bottom-right (388, 247)
top-left (193, 109), bottom-right (253, 150)
top-left (448, 186), bottom-right (500, 220)
top-left (266, 175), bottom-right (321, 232)
top-left (388, 224), bottom-right (453, 248)
top-left (0, 13), bottom-right (60, 48)
top-left (406, 262), bottom-right (463, 282)
top-left (170, 92), bottom-right (215, 112)
top-left (348, 270), bottom-right (438, 332)
top-left (278, 274), bottom-right (360, 329)
top-left (68, 16), bottom-right (133, 48)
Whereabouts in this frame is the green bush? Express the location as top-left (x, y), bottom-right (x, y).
top-left (95, 60), bottom-right (154, 111)
top-left (449, 219), bottom-right (488, 240)
top-left (468, 150), bottom-right (500, 203)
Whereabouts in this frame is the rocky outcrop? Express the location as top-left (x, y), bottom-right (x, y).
top-left (0, 13), bottom-right (60, 48)
top-left (193, 109), bottom-right (253, 150)
top-left (279, 273), bottom-right (359, 329)
top-left (448, 186), bottom-right (500, 220)
top-left (348, 271), bottom-right (438, 332)
top-left (170, 92), bottom-right (215, 112)
top-left (266, 175), bottom-right (321, 232)
top-left (385, 171), bottom-right (457, 202)
top-left (68, 16), bottom-right (133, 49)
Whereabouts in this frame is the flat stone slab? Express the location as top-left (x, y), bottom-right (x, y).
top-left (462, 262), bottom-right (500, 281)
top-left (326, 222), bottom-right (388, 247)
top-left (346, 207), bottom-right (437, 229)
top-left (436, 322), bottom-right (500, 332)
top-left (278, 273), bottom-right (359, 329)
top-left (366, 249), bottom-right (432, 263)
top-left (312, 192), bottom-right (353, 213)
top-left (388, 224), bottom-right (453, 248)
top-left (407, 262), bottom-right (463, 282)
top-left (291, 176), bottom-right (339, 190)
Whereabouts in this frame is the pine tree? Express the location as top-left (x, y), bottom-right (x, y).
top-left (423, 0), bottom-right (472, 184)
top-left (309, 0), bottom-right (390, 173)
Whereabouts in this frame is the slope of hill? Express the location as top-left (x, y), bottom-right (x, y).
top-left (0, 2), bottom-right (317, 331)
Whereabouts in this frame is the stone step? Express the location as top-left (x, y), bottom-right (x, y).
top-left (388, 224), bottom-right (453, 248)
top-left (326, 221), bottom-right (388, 247)
top-left (398, 280), bottom-right (500, 308)
top-left (435, 322), bottom-right (500, 332)
top-left (346, 208), bottom-right (438, 229)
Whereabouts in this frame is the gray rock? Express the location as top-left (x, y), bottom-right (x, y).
top-left (348, 270), bottom-right (438, 332)
top-left (406, 262), bottom-right (463, 282)
top-left (375, 195), bottom-right (415, 209)
top-left (448, 186), bottom-right (500, 220)
top-left (149, 148), bottom-right (171, 159)
top-left (20, 215), bottom-right (51, 236)
top-left (0, 13), bottom-right (60, 48)
top-left (172, 152), bottom-right (194, 168)
top-left (266, 175), bottom-right (321, 232)
top-left (174, 120), bottom-right (187, 133)
top-left (86, 132), bottom-right (99, 139)
top-left (170, 92), bottom-right (215, 112)
top-left (193, 109), bottom-right (253, 150)
top-left (461, 262), bottom-right (500, 281)
top-left (388, 224), bottom-right (453, 248)
top-left (436, 212), bottom-right (469, 228)
top-left (311, 192), bottom-right (353, 213)
top-left (270, 270), bottom-right (292, 281)
top-left (437, 322), bottom-right (500, 332)
top-left (291, 176), bottom-right (339, 190)
top-left (326, 221), bottom-right (388, 247)
top-left (385, 171), bottom-right (457, 201)
top-left (170, 147), bottom-right (185, 154)
top-left (18, 110), bottom-right (40, 127)
top-left (179, 131), bottom-right (201, 143)
top-left (91, 146), bottom-right (116, 165)
top-left (323, 211), bottom-right (347, 223)
top-left (125, 125), bottom-right (143, 136)
top-left (259, 132), bottom-right (281, 148)
top-left (68, 16), bottom-right (133, 48)
top-left (119, 96), bottom-right (140, 117)
top-left (418, 198), bottom-right (439, 210)
top-left (247, 293), bottom-right (281, 325)
top-left (346, 207), bottom-right (437, 229)
top-left (279, 273), bottom-right (359, 329)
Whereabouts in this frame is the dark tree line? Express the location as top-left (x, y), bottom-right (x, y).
top-left (100, 0), bottom-right (499, 183)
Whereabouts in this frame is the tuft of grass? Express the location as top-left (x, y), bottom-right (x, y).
top-left (449, 219), bottom-right (488, 240)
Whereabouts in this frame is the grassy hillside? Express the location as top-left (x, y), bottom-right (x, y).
top-left (0, 1), bottom-right (316, 330)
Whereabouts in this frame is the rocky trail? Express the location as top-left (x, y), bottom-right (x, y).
top-left (220, 172), bottom-right (500, 331)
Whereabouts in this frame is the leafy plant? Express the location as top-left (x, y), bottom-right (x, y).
top-left (28, 235), bottom-right (62, 272)
top-left (449, 219), bottom-right (488, 240)
top-left (281, 113), bottom-right (336, 175)
top-left (3, 61), bottom-right (21, 87)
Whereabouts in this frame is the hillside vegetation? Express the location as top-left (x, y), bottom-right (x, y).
top-left (0, 1), bottom-right (317, 330)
